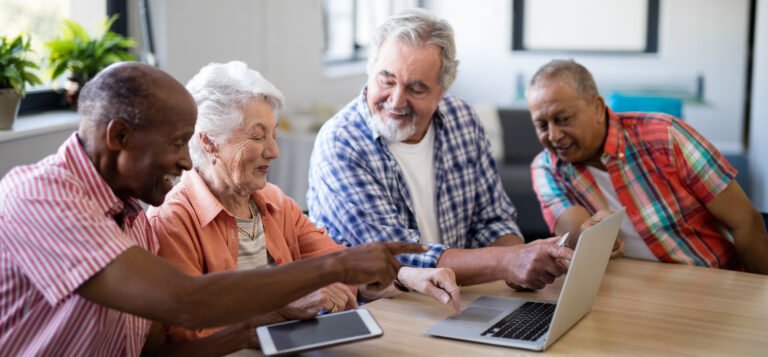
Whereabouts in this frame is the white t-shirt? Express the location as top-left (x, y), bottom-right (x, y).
top-left (387, 123), bottom-right (441, 244)
top-left (587, 167), bottom-right (658, 261)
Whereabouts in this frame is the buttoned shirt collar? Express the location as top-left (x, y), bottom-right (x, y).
top-left (67, 133), bottom-right (143, 224)
top-left (181, 168), bottom-right (280, 227)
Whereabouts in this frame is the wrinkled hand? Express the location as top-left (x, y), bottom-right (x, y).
top-left (582, 210), bottom-right (623, 258)
top-left (498, 242), bottom-right (573, 290)
top-left (279, 283), bottom-right (357, 318)
top-left (332, 242), bottom-right (426, 290)
top-left (397, 267), bottom-right (461, 314)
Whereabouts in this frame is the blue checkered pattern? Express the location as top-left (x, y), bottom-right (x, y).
top-left (306, 88), bottom-right (521, 268)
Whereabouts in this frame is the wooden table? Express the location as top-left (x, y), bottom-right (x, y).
top-left (245, 259), bottom-right (768, 356)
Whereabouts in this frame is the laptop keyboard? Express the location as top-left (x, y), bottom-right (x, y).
top-left (481, 302), bottom-right (556, 341)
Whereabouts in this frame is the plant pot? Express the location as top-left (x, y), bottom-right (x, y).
top-left (0, 88), bottom-right (22, 130)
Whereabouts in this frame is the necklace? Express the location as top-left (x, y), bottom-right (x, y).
top-left (236, 200), bottom-right (259, 240)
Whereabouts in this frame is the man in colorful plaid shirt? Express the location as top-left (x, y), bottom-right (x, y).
top-left (307, 9), bottom-right (573, 291)
top-left (527, 59), bottom-right (768, 274)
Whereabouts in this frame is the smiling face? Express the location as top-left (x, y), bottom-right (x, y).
top-left (527, 83), bottom-right (607, 165)
top-left (212, 99), bottom-right (279, 195)
top-left (366, 38), bottom-right (444, 144)
top-left (119, 85), bottom-right (197, 206)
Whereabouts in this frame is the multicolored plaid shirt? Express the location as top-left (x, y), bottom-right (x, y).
top-left (307, 88), bottom-right (521, 268)
top-left (531, 110), bottom-right (740, 269)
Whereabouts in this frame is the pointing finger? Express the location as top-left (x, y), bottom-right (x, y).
top-left (546, 244), bottom-right (573, 261)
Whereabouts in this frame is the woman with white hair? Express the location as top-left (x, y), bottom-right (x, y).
top-left (147, 61), bottom-right (459, 354)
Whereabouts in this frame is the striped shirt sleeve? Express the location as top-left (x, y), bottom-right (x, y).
top-left (0, 175), bottom-right (134, 305)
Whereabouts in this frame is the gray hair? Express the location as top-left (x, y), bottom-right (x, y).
top-left (367, 8), bottom-right (459, 89)
top-left (185, 61), bottom-right (285, 168)
top-left (78, 62), bottom-right (152, 127)
top-left (527, 59), bottom-right (599, 98)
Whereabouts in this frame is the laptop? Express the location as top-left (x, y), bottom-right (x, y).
top-left (426, 208), bottom-right (626, 351)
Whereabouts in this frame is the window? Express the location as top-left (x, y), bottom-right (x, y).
top-left (0, 0), bottom-right (125, 114)
top-left (512, 0), bottom-right (659, 53)
top-left (322, 0), bottom-right (422, 65)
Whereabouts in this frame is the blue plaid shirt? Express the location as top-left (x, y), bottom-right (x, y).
top-left (306, 88), bottom-right (521, 268)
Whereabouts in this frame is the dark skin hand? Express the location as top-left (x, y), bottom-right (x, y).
top-left (77, 242), bottom-right (425, 330)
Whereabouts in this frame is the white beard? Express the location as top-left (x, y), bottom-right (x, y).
top-left (370, 103), bottom-right (417, 143)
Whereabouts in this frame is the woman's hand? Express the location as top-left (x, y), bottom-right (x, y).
top-left (278, 283), bottom-right (358, 319)
top-left (397, 267), bottom-right (461, 314)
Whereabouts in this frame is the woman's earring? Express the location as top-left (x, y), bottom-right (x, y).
top-left (212, 155), bottom-right (217, 165)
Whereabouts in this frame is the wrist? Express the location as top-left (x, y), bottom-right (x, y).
top-left (393, 271), bottom-right (411, 292)
top-left (490, 247), bottom-right (508, 281)
top-left (320, 252), bottom-right (347, 285)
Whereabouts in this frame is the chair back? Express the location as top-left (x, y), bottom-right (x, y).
top-left (607, 92), bottom-right (684, 119)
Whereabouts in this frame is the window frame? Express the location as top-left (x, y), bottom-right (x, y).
top-left (18, 0), bottom-right (128, 115)
top-left (322, 0), bottom-right (424, 66)
top-left (511, 0), bottom-right (659, 54)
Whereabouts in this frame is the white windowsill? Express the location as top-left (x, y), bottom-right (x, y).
top-left (0, 111), bottom-right (80, 143)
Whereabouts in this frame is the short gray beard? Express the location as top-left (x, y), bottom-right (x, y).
top-left (371, 103), bottom-right (417, 143)
top-left (371, 113), bottom-right (416, 143)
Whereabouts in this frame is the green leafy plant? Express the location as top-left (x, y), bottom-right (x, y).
top-left (45, 14), bottom-right (136, 84)
top-left (0, 35), bottom-right (43, 97)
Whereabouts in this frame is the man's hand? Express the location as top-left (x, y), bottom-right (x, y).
top-left (581, 209), bottom-right (623, 258)
top-left (496, 242), bottom-right (573, 290)
top-left (279, 283), bottom-right (358, 318)
top-left (397, 267), bottom-right (461, 314)
top-left (331, 242), bottom-right (426, 290)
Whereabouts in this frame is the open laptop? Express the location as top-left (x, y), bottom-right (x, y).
top-left (426, 208), bottom-right (626, 351)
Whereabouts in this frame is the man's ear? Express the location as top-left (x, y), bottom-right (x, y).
top-left (594, 95), bottom-right (607, 120)
top-left (198, 132), bottom-right (218, 155)
top-left (105, 119), bottom-right (133, 151)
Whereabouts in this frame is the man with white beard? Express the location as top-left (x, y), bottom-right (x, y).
top-left (307, 9), bottom-right (572, 290)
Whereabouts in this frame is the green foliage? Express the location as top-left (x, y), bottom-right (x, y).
top-left (0, 34), bottom-right (43, 96)
top-left (45, 14), bottom-right (136, 83)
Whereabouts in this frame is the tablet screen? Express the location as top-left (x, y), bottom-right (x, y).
top-left (268, 310), bottom-right (373, 351)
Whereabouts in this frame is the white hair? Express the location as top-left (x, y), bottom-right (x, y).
top-left (367, 8), bottom-right (459, 89)
top-left (186, 61), bottom-right (285, 168)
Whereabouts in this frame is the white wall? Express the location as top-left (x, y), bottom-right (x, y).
top-left (749, 0), bottom-right (768, 211)
top-left (427, 0), bottom-right (750, 148)
top-left (145, 0), bottom-right (366, 111)
top-left (148, 0), bottom-right (266, 84)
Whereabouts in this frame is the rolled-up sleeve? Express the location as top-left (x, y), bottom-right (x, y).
top-left (531, 152), bottom-right (576, 233)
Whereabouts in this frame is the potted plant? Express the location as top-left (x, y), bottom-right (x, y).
top-left (45, 15), bottom-right (136, 109)
top-left (0, 35), bottom-right (43, 130)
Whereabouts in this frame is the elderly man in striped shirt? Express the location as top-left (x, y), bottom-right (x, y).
top-left (0, 62), bottom-right (423, 355)
top-left (527, 59), bottom-right (768, 274)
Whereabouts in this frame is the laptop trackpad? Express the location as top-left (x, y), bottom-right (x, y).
top-left (452, 307), bottom-right (506, 323)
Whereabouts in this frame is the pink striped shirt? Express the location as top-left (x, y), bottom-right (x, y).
top-left (0, 133), bottom-right (158, 356)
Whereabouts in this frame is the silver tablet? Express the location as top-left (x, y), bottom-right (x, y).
top-left (257, 309), bottom-right (383, 356)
